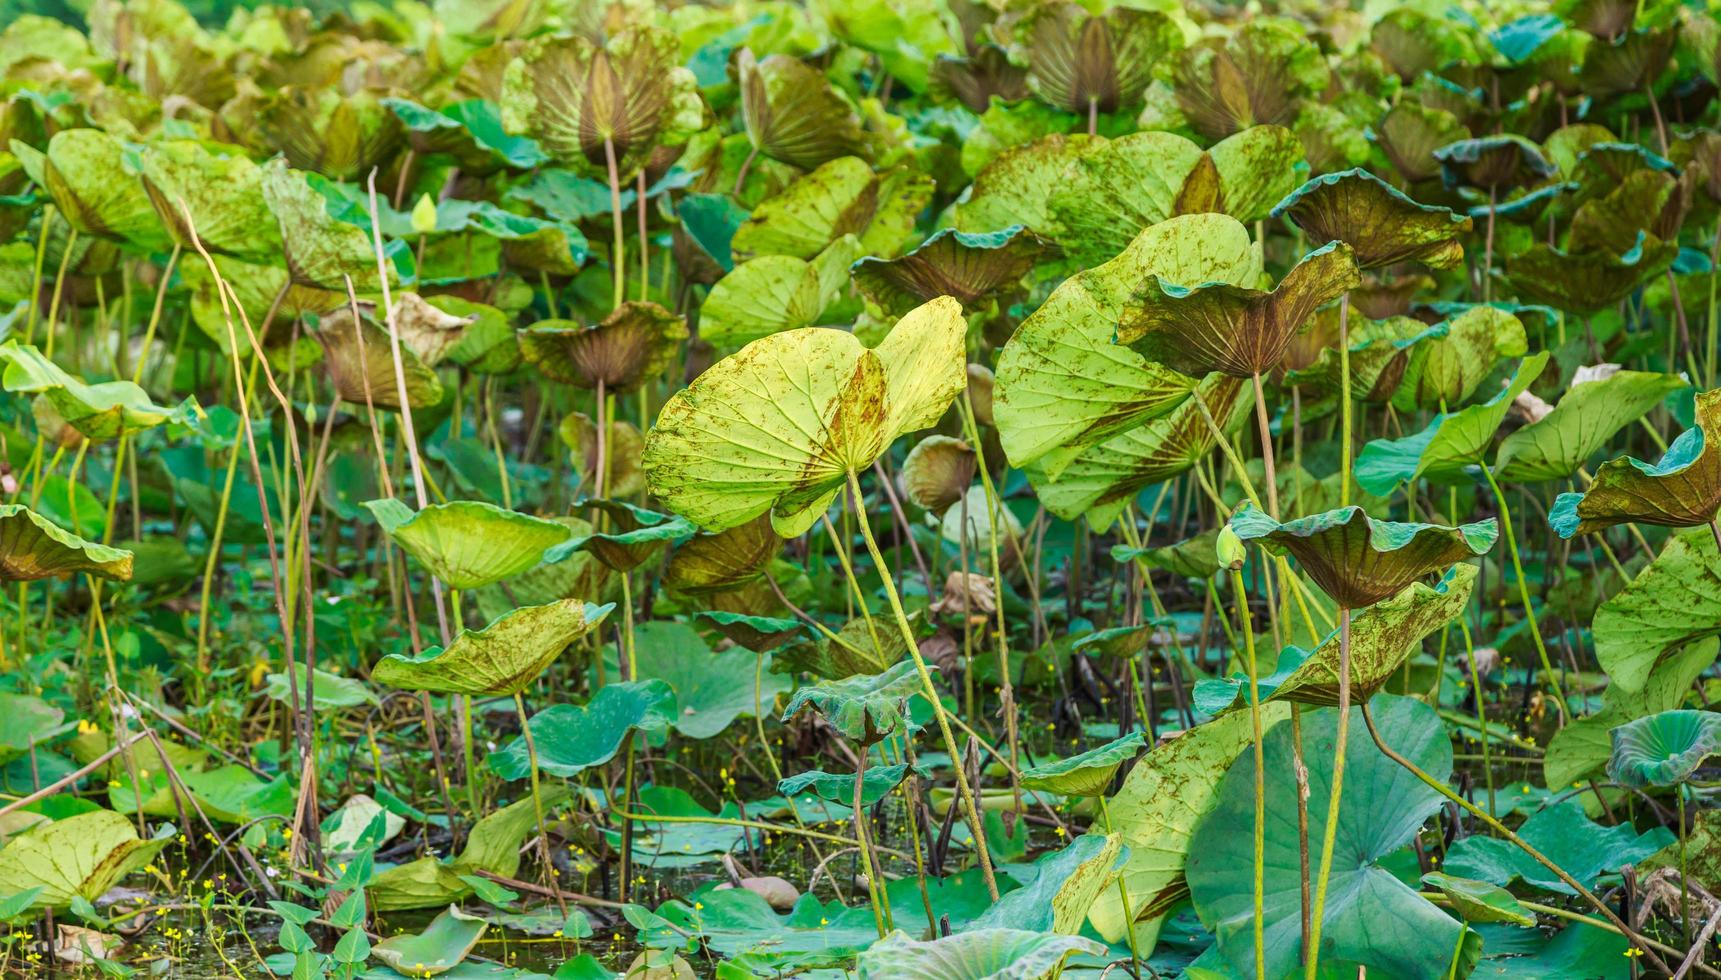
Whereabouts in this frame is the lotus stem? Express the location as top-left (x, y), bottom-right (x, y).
top-left (1291, 704), bottom-right (1311, 962)
top-left (1457, 613), bottom-right (1495, 823)
top-left (1358, 701), bottom-right (1676, 976)
top-left (22, 204), bottom-right (53, 344)
top-left (594, 377), bottom-right (608, 501)
top-left (603, 137), bottom-right (625, 312)
top-left (1338, 293), bottom-right (1352, 508)
top-left (1098, 796), bottom-right (1145, 977)
top-left (513, 692), bottom-right (564, 916)
top-left (1250, 371), bottom-right (1279, 519)
top-left (1304, 606), bottom-right (1351, 980)
top-left (1230, 565), bottom-right (1267, 980)
top-left (132, 244), bottom-right (180, 384)
top-left (42, 227), bottom-right (76, 359)
top-left (753, 651), bottom-right (781, 782)
top-left (1479, 465), bottom-right (1569, 719)
top-left (1705, 221), bottom-right (1718, 387)
top-left (846, 468), bottom-right (1000, 901)
top-left (1481, 187), bottom-right (1496, 304)
top-left (637, 170), bottom-right (649, 303)
top-left (855, 748), bottom-right (890, 938)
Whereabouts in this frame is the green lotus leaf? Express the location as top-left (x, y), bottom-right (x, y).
top-left (781, 659), bottom-right (925, 744)
top-left (1495, 370), bottom-right (1684, 482)
top-left (1549, 389), bottom-right (1721, 537)
top-left (731, 157), bottom-right (931, 260)
top-left (136, 140), bottom-right (280, 260)
top-left (384, 97), bottom-right (547, 173)
top-left (1566, 168), bottom-right (1676, 256)
top-left (500, 26), bottom-right (703, 180)
top-left (551, 500), bottom-right (694, 573)
top-left (366, 788), bottom-right (571, 911)
top-left (1371, 9), bottom-right (1479, 81)
top-left (674, 191), bottom-right (748, 283)
top-left (851, 226), bottom-right (1044, 317)
top-left (1113, 528), bottom-right (1221, 580)
top-left (1505, 232), bottom-right (1679, 314)
top-left (1188, 694), bottom-right (1476, 978)
top-left (0, 341), bottom-right (197, 441)
top-left (1018, 3), bottom-right (1183, 116)
top-left (1292, 100), bottom-right (1372, 175)
top-left (954, 133), bottom-right (1100, 240)
top-left (1444, 799), bottom-right (1672, 895)
top-left (695, 610), bottom-right (806, 652)
top-left (855, 929), bottom-right (1105, 980)
top-left (1544, 639), bottom-right (1715, 789)
top-left (518, 300), bottom-right (686, 391)
top-left (898, 435), bottom-right (977, 514)
top-left (701, 236), bottom-right (860, 346)
top-left (1591, 528), bottom-right (1721, 692)
top-left (738, 48), bottom-right (869, 171)
top-left (772, 617), bottom-right (902, 681)
top-left (1196, 564), bottom-right (1477, 713)
top-left (643, 296), bottom-right (966, 537)
top-left (1608, 709), bottom-right (1721, 788)
top-left (30, 129), bottom-right (168, 251)
top-left (1389, 304), bottom-right (1529, 412)
top-left (1020, 732), bottom-right (1144, 798)
top-left (995, 213), bottom-right (1259, 475)
top-left (181, 252), bottom-right (343, 350)
top-left (1172, 19), bottom-right (1328, 141)
top-left (472, 516), bottom-right (614, 619)
top-left (254, 85), bottom-right (402, 182)
top-left (1353, 351), bottom-right (1550, 496)
top-left (1088, 705), bottom-right (1286, 947)
top-left (1272, 169), bottom-right (1472, 271)
top-left (1232, 503), bottom-right (1493, 608)
top-left (1050, 127), bottom-right (1305, 264)
top-left (1570, 141), bottom-right (1680, 199)
top-left (0, 809), bottom-right (172, 913)
top-left (561, 413), bottom-right (642, 498)
top-left (313, 305), bottom-right (444, 411)
top-left (778, 763), bottom-right (909, 807)
top-left (0, 692), bottom-right (65, 766)
top-left (970, 833), bottom-right (1124, 936)
top-left (1420, 872), bottom-right (1537, 927)
top-left (1434, 134), bottom-right (1559, 189)
top-left (930, 45), bottom-right (1030, 114)
top-left (259, 160), bottom-right (388, 292)
top-left (626, 621), bottom-right (792, 739)
top-left (372, 905), bottom-right (487, 977)
top-left (1375, 102), bottom-right (1471, 185)
top-left (664, 517), bottom-right (782, 598)
top-left (1578, 27), bottom-right (1675, 97)
top-left (364, 498), bottom-right (574, 590)
top-left (487, 680), bottom-right (674, 780)
top-left (1027, 374), bottom-right (1252, 526)
top-left (817, 0), bottom-right (960, 94)
top-left (1116, 240), bottom-right (1360, 378)
top-left (372, 599), bottom-right (612, 696)
top-left (0, 15), bottom-right (100, 75)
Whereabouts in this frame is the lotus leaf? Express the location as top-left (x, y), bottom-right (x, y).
top-left (1375, 102), bottom-right (1471, 185)
top-left (313, 306), bottom-right (445, 411)
top-left (368, 788), bottom-right (571, 911)
top-left (1591, 528), bottom-right (1721, 693)
top-left (1444, 799), bottom-right (1672, 895)
top-left (778, 764), bottom-right (909, 806)
top-left (1496, 370), bottom-right (1685, 482)
top-left (738, 49), bottom-right (869, 171)
top-left (1172, 19), bottom-right (1327, 140)
top-left (855, 928), bottom-right (1105, 980)
top-left (1551, 389), bottom-right (1721, 536)
top-left (1232, 504), bottom-right (1492, 608)
top-left (28, 129), bottom-right (167, 251)
top-left (1420, 872), bottom-right (1537, 927)
top-left (385, 97), bottom-right (547, 172)
top-left (1116, 240), bottom-right (1360, 378)
top-left (663, 517), bottom-right (781, 597)
top-left (137, 140), bottom-right (280, 259)
top-left (1608, 709), bottom-right (1721, 787)
top-left (371, 905), bottom-right (487, 977)
top-left (1271, 168), bottom-right (1472, 270)
top-left (552, 500), bottom-right (694, 573)
top-left (1188, 695), bottom-right (1476, 978)
top-left (487, 680), bottom-right (674, 780)
top-left (364, 498), bottom-right (573, 590)
top-left (500, 26), bottom-right (703, 179)
top-left (372, 599), bottom-right (612, 696)
top-left (731, 156), bottom-right (932, 261)
top-left (0, 341), bottom-right (197, 440)
top-left (851, 226), bottom-right (1043, 316)
top-left (643, 296), bottom-right (965, 537)
top-left (1389, 305), bottom-right (1529, 412)
top-left (259, 161), bottom-right (388, 292)
top-left (701, 236), bottom-right (859, 346)
top-left (518, 301), bottom-right (686, 391)
top-left (1020, 732), bottom-right (1143, 797)
top-left (995, 213), bottom-right (1260, 475)
top-left (898, 435), bottom-right (977, 514)
top-left (1544, 639), bottom-right (1716, 788)
top-left (0, 503), bottom-right (131, 582)
top-left (1506, 232), bottom-right (1679, 314)
top-left (0, 809), bottom-right (172, 912)
top-left (953, 133), bottom-right (1100, 239)
top-left (1354, 351), bottom-right (1550, 495)
top-left (1434, 135), bottom-right (1559, 189)
top-left (695, 611), bottom-right (805, 652)
top-left (1018, 3), bottom-right (1182, 116)
top-left (781, 660), bottom-right (925, 744)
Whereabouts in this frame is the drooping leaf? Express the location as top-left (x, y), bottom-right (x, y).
top-left (1019, 732), bottom-right (1143, 798)
top-left (781, 659), bottom-right (925, 744)
top-left (372, 599), bottom-right (613, 696)
top-left (968, 833), bottom-right (1124, 936)
top-left (1272, 168), bottom-right (1472, 270)
top-left (700, 236), bottom-right (860, 346)
top-left (1550, 389), bottom-right (1721, 537)
top-left (778, 764), bottom-right (909, 806)
top-left (695, 610), bottom-right (806, 652)
top-left (34, 129), bottom-right (168, 251)
top-left (313, 306), bottom-right (445, 411)
top-left (518, 301), bottom-right (687, 391)
top-left (137, 139), bottom-right (281, 260)
top-left (0, 342), bottom-right (198, 441)
top-left (1196, 563), bottom-right (1477, 711)
top-left (731, 156), bottom-right (933, 260)
top-left (1505, 232), bottom-right (1679, 314)
top-left (643, 296), bottom-right (966, 537)
top-left (368, 788), bottom-right (571, 911)
top-left (738, 49), bottom-right (869, 171)
top-left (1544, 639), bottom-right (1715, 788)
top-left (1017, 3), bottom-right (1183, 116)
top-left (1172, 19), bottom-right (1328, 141)
top-left (364, 498), bottom-right (574, 590)
top-left (551, 500), bottom-right (694, 574)
top-left (954, 132), bottom-right (1099, 239)
top-left (1434, 135), bottom-right (1559, 190)
top-left (851, 226), bottom-right (1044, 317)
top-left (1421, 872), bottom-right (1537, 927)
top-left (0, 504), bottom-right (133, 582)
top-left (259, 161), bottom-right (389, 292)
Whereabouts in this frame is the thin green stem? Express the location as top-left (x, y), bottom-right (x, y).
top-left (1304, 607), bottom-right (1351, 980)
top-left (1230, 566), bottom-right (1267, 980)
top-left (1480, 466), bottom-right (1569, 718)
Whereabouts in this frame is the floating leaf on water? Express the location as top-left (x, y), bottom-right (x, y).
top-left (371, 905), bottom-right (488, 977)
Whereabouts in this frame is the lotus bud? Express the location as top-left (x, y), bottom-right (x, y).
top-left (411, 193), bottom-right (437, 235)
top-left (1216, 525), bottom-right (1247, 571)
